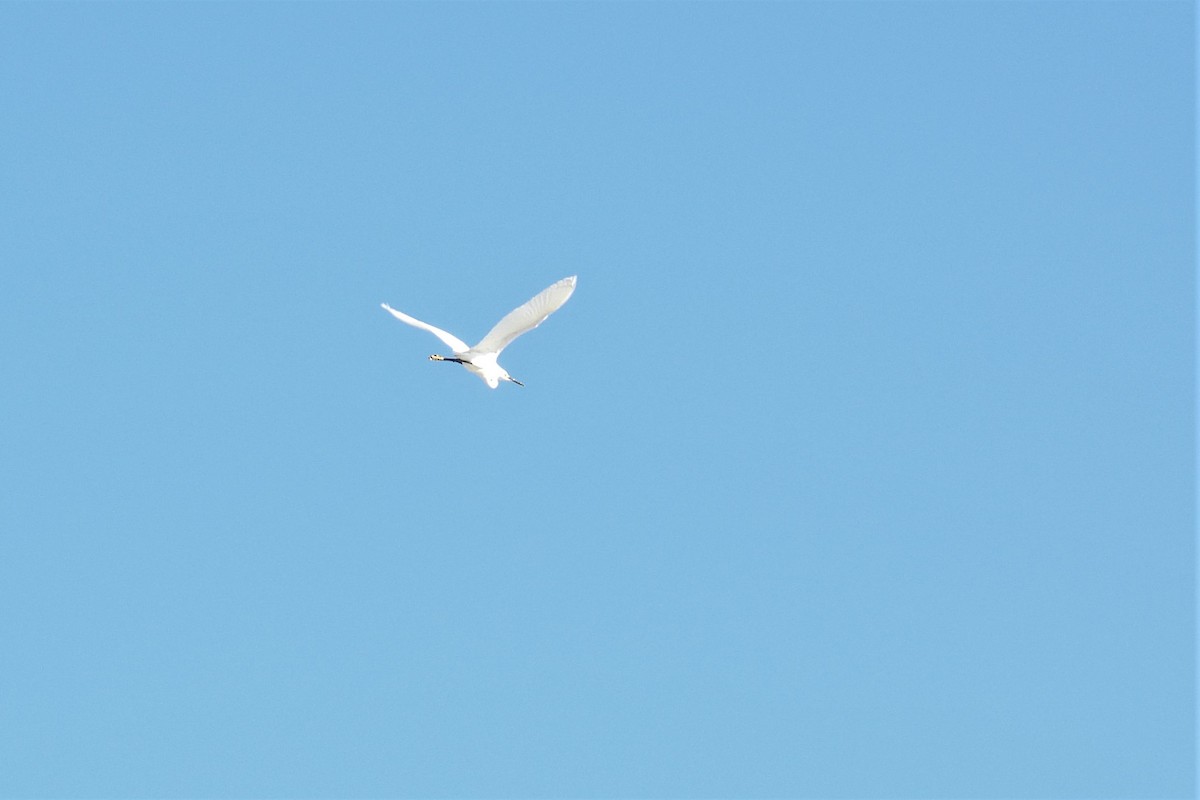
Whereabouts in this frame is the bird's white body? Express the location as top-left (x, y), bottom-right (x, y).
top-left (382, 275), bottom-right (576, 389)
top-left (454, 351), bottom-right (505, 387)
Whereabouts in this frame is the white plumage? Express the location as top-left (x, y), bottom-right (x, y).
top-left (382, 276), bottom-right (577, 389)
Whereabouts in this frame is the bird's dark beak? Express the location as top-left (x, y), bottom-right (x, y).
top-left (511, 378), bottom-right (524, 387)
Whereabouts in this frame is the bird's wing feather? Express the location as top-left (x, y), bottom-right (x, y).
top-left (473, 276), bottom-right (577, 355)
top-left (380, 303), bottom-right (470, 353)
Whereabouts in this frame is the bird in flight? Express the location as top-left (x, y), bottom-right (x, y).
top-left (381, 275), bottom-right (577, 389)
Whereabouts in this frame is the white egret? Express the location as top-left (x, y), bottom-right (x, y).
top-left (381, 275), bottom-right (577, 389)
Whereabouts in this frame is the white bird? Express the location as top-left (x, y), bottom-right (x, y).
top-left (381, 275), bottom-right (577, 389)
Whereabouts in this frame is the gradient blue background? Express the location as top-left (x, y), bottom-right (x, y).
top-left (1, 3), bottom-right (1193, 798)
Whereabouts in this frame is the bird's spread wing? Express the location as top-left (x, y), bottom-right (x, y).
top-left (381, 303), bottom-right (470, 354)
top-left (473, 276), bottom-right (576, 355)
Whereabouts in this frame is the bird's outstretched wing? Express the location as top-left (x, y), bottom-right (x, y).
top-left (381, 303), bottom-right (470, 354)
top-left (474, 276), bottom-right (577, 355)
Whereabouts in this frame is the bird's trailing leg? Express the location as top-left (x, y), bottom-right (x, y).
top-left (429, 355), bottom-right (468, 364)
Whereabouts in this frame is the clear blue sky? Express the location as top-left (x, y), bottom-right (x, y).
top-left (0, 3), bottom-right (1193, 798)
